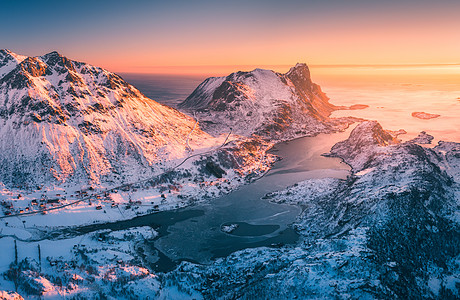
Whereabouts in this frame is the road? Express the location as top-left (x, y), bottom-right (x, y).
top-left (0, 127), bottom-right (233, 220)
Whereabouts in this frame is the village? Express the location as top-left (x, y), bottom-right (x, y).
top-left (0, 168), bottom-right (239, 225)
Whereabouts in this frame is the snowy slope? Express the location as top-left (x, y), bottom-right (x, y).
top-left (0, 50), bottom-right (215, 188)
top-left (165, 122), bottom-right (460, 299)
top-left (0, 49), bottom-right (26, 79)
top-left (180, 63), bottom-right (354, 140)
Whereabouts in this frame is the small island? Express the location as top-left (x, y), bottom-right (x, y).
top-left (348, 104), bottom-right (369, 110)
top-left (221, 223), bottom-right (239, 234)
top-left (338, 104), bottom-right (369, 110)
top-left (411, 112), bottom-right (441, 120)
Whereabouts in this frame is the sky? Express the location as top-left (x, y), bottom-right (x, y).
top-left (1, 0), bottom-right (460, 74)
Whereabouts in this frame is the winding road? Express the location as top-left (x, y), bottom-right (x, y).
top-left (0, 125), bottom-right (233, 220)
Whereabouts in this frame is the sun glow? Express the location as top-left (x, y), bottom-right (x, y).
top-left (4, 1), bottom-right (458, 74)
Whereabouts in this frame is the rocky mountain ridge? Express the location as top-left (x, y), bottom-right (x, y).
top-left (180, 63), bottom-right (357, 140)
top-left (165, 121), bottom-right (460, 299)
top-left (0, 50), bottom-right (215, 188)
top-left (1, 52), bottom-right (458, 298)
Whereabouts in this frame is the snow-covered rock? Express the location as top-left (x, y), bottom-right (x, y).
top-left (163, 121), bottom-right (460, 299)
top-left (0, 49), bottom-right (26, 79)
top-left (0, 50), bottom-right (214, 188)
top-left (0, 290), bottom-right (24, 300)
top-left (179, 63), bottom-right (356, 140)
top-left (329, 120), bottom-right (399, 171)
top-left (409, 131), bottom-right (435, 144)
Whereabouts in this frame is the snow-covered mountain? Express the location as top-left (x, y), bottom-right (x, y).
top-left (0, 50), bottom-right (213, 188)
top-left (179, 63), bottom-right (353, 139)
top-left (165, 121), bottom-right (460, 299)
top-left (0, 49), bottom-right (27, 78)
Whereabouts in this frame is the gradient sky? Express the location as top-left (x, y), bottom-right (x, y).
top-left (1, 0), bottom-right (459, 73)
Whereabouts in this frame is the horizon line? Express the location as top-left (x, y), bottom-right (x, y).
top-left (116, 63), bottom-right (460, 74)
top-left (121, 63), bottom-right (460, 70)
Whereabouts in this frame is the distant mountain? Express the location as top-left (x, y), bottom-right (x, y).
top-left (179, 63), bottom-right (354, 140)
top-left (0, 50), bottom-right (211, 188)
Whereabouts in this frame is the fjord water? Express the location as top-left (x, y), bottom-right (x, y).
top-left (60, 126), bottom-right (352, 271)
top-left (121, 66), bottom-right (459, 265)
top-left (153, 128), bottom-right (353, 264)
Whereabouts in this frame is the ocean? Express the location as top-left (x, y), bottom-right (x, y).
top-left (120, 73), bottom-right (206, 108)
top-left (121, 65), bottom-right (460, 143)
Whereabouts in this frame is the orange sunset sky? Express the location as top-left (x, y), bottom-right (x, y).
top-left (1, 0), bottom-right (459, 74)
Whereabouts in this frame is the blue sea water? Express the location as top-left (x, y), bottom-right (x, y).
top-left (120, 73), bottom-right (207, 108)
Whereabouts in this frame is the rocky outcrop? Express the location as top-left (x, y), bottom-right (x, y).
top-left (409, 131), bottom-right (435, 144)
top-left (329, 120), bottom-right (399, 171)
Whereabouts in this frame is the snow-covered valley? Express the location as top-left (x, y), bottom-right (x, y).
top-left (0, 51), bottom-right (459, 299)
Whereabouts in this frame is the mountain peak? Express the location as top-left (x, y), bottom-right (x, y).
top-left (0, 49), bottom-right (14, 66)
top-left (330, 121), bottom-right (399, 171)
top-left (39, 50), bottom-right (76, 72)
top-left (0, 49), bottom-right (27, 79)
top-left (348, 121), bottom-right (397, 147)
top-left (0, 49), bottom-right (25, 63)
top-left (0, 50), bottom-right (209, 187)
top-left (0, 49), bottom-right (13, 55)
top-left (286, 62), bottom-right (310, 79)
top-left (180, 62), bottom-right (340, 139)
top-left (19, 56), bottom-right (50, 76)
top-left (292, 62), bottom-right (308, 70)
top-left (286, 63), bottom-right (310, 74)
top-left (41, 50), bottom-right (62, 58)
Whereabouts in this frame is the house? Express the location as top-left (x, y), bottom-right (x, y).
top-left (47, 198), bottom-right (60, 204)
